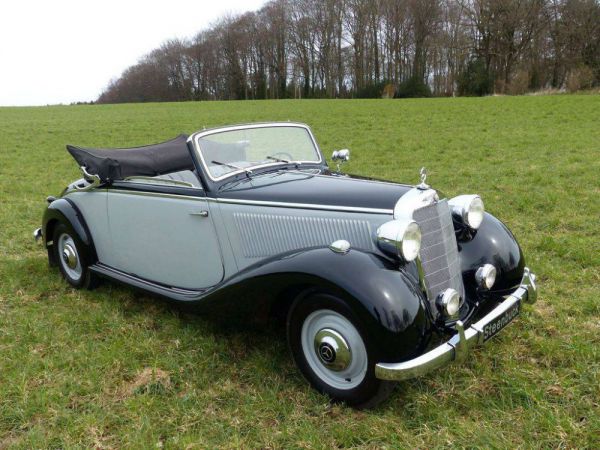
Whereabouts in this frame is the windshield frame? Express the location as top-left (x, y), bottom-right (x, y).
top-left (188, 123), bottom-right (324, 182)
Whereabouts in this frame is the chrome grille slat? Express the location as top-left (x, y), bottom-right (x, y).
top-left (413, 199), bottom-right (465, 306)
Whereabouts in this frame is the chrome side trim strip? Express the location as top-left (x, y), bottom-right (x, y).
top-left (73, 187), bottom-right (393, 214)
top-left (213, 197), bottom-right (393, 215)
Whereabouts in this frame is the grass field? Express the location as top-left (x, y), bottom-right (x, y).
top-left (0, 95), bottom-right (599, 448)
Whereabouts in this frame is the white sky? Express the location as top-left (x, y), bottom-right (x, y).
top-left (0, 0), bottom-right (266, 106)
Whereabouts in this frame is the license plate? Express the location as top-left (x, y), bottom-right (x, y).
top-left (482, 301), bottom-right (520, 342)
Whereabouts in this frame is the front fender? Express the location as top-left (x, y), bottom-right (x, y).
top-left (195, 247), bottom-right (432, 362)
top-left (458, 212), bottom-right (525, 293)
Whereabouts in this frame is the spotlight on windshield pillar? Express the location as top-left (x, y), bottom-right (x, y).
top-left (331, 149), bottom-right (350, 172)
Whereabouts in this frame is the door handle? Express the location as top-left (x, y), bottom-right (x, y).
top-left (189, 210), bottom-right (209, 217)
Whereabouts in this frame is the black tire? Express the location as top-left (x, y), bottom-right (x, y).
top-left (52, 222), bottom-right (98, 289)
top-left (287, 292), bottom-right (395, 409)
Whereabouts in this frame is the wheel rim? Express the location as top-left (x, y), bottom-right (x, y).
top-left (58, 233), bottom-right (83, 280)
top-left (301, 309), bottom-right (368, 390)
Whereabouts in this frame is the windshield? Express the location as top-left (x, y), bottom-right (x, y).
top-left (196, 125), bottom-right (321, 180)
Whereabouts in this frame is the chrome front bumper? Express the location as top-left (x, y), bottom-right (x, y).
top-left (375, 267), bottom-right (537, 381)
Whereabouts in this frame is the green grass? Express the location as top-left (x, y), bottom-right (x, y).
top-left (1, 96), bottom-right (599, 448)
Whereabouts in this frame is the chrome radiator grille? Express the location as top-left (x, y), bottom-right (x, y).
top-left (413, 199), bottom-right (464, 303)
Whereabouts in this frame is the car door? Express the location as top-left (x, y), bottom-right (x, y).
top-left (104, 178), bottom-right (224, 290)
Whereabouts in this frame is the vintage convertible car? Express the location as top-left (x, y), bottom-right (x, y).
top-left (35, 122), bottom-right (537, 408)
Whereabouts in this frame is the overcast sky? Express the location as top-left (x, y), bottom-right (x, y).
top-left (0, 0), bottom-right (266, 106)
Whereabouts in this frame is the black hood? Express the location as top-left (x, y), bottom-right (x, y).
top-left (216, 169), bottom-right (412, 211)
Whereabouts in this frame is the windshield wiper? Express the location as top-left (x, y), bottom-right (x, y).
top-left (211, 160), bottom-right (253, 176)
top-left (265, 155), bottom-right (291, 163)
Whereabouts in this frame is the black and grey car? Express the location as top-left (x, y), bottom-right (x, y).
top-left (35, 122), bottom-right (537, 408)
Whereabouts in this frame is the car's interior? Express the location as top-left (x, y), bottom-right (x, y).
top-left (151, 170), bottom-right (202, 188)
top-left (139, 139), bottom-right (251, 187)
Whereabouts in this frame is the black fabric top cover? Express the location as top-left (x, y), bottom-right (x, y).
top-left (66, 134), bottom-right (193, 182)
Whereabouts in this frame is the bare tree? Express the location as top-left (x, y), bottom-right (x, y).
top-left (98, 0), bottom-right (600, 103)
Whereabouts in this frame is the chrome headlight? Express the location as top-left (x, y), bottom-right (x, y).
top-left (376, 219), bottom-right (422, 262)
top-left (448, 194), bottom-right (485, 230)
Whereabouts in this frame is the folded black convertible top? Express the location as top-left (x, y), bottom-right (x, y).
top-left (66, 134), bottom-right (193, 183)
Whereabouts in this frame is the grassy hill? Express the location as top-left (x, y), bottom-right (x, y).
top-left (0, 95), bottom-right (598, 448)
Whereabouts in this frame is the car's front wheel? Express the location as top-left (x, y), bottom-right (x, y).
top-left (287, 293), bottom-right (394, 409)
top-left (52, 222), bottom-right (98, 289)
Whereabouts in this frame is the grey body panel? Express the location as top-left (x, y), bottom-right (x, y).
top-left (105, 188), bottom-right (224, 289)
top-left (64, 190), bottom-right (110, 261)
top-left (66, 181), bottom-right (394, 287)
top-left (215, 202), bottom-right (392, 272)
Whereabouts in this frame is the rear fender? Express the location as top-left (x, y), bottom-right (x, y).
top-left (43, 198), bottom-right (96, 265)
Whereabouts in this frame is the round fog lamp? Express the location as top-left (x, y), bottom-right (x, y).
top-left (437, 288), bottom-right (461, 317)
top-left (476, 264), bottom-right (497, 290)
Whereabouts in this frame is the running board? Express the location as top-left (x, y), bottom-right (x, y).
top-left (90, 263), bottom-right (206, 302)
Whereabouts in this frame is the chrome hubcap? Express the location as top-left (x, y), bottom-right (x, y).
top-left (314, 328), bottom-right (351, 371)
top-left (62, 244), bottom-right (78, 269)
top-left (301, 309), bottom-right (368, 390)
top-left (58, 234), bottom-right (83, 280)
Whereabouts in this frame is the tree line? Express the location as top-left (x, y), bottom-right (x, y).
top-left (98, 0), bottom-right (600, 103)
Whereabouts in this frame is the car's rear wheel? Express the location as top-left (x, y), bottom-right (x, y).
top-left (287, 292), bottom-right (394, 409)
top-left (52, 222), bottom-right (98, 289)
